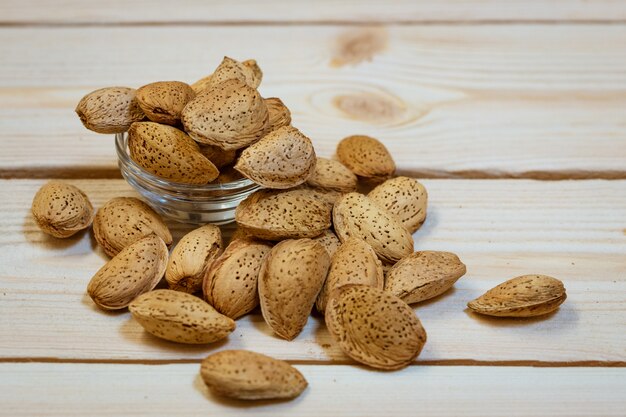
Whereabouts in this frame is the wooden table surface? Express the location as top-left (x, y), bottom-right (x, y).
top-left (1, 1), bottom-right (625, 416)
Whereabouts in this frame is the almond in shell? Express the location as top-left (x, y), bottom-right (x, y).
top-left (87, 234), bottom-right (168, 310)
top-left (181, 79), bottom-right (269, 151)
top-left (312, 229), bottom-right (341, 258)
top-left (165, 225), bottom-right (223, 294)
top-left (333, 192), bottom-right (413, 263)
top-left (336, 135), bottom-right (395, 182)
top-left (316, 237), bottom-right (383, 313)
top-left (368, 176), bottom-right (428, 233)
top-left (207, 57), bottom-right (262, 89)
top-left (235, 187), bottom-right (332, 241)
top-left (200, 350), bottom-right (307, 400)
top-left (204, 238), bottom-right (272, 319)
top-left (129, 289), bottom-right (235, 344)
top-left (467, 274), bottom-right (566, 317)
top-left (128, 122), bottom-right (219, 184)
top-left (93, 197), bottom-right (172, 257)
top-left (31, 181), bottom-right (94, 238)
top-left (265, 97), bottom-right (291, 132)
top-left (235, 126), bottom-right (316, 189)
top-left (259, 239), bottom-right (330, 340)
top-left (385, 251), bottom-right (466, 304)
top-left (325, 284), bottom-right (427, 370)
top-left (198, 144), bottom-right (237, 169)
top-left (136, 81), bottom-right (195, 125)
top-left (75, 87), bottom-right (144, 134)
top-left (307, 157), bottom-right (358, 193)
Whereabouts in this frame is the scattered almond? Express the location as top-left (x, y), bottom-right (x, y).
top-left (307, 157), bottom-right (358, 193)
top-left (75, 87), bottom-right (144, 134)
top-left (259, 239), bottom-right (330, 340)
top-left (128, 121), bottom-right (219, 184)
top-left (333, 192), bottom-right (413, 263)
top-left (129, 289), bottom-right (235, 344)
top-left (165, 225), bottom-right (223, 294)
top-left (87, 234), bottom-right (168, 310)
top-left (31, 181), bottom-right (94, 238)
top-left (204, 238), bottom-right (272, 319)
top-left (265, 97), bottom-right (291, 132)
top-left (336, 135), bottom-right (395, 182)
top-left (235, 187), bottom-right (332, 240)
top-left (200, 350), bottom-right (307, 400)
top-left (368, 176), bottom-right (428, 233)
top-left (136, 81), bottom-right (195, 125)
top-left (468, 275), bottom-right (567, 317)
top-left (235, 126), bottom-right (316, 189)
top-left (93, 197), bottom-right (172, 257)
top-left (312, 229), bottom-right (341, 258)
top-left (182, 79), bottom-right (268, 151)
top-left (385, 251), bottom-right (466, 304)
top-left (325, 284), bottom-right (427, 370)
top-left (316, 237), bottom-right (383, 313)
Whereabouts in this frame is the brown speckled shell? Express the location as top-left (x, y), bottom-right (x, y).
top-left (368, 176), bottom-right (428, 233)
top-left (259, 239), bottom-right (330, 340)
top-left (336, 135), bottom-right (395, 182)
top-left (307, 157), bottom-right (358, 193)
top-left (31, 181), bottom-right (94, 238)
top-left (181, 79), bottom-right (269, 151)
top-left (201, 350), bottom-right (307, 400)
top-left (265, 97), bottom-right (292, 132)
top-left (136, 81), bottom-right (195, 125)
top-left (128, 122), bottom-right (219, 184)
top-left (75, 87), bottom-right (145, 134)
top-left (325, 284), bottom-right (427, 370)
top-left (385, 251), bottom-right (466, 304)
top-left (235, 126), bottom-right (316, 189)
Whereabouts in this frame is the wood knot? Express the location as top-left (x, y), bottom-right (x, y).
top-left (333, 93), bottom-right (405, 124)
top-left (331, 28), bottom-right (388, 67)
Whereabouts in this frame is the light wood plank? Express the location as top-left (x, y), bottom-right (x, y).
top-left (1, 0), bottom-right (626, 23)
top-left (1, 363), bottom-right (625, 417)
top-left (0, 26), bottom-right (625, 178)
top-left (1, 179), bottom-right (625, 363)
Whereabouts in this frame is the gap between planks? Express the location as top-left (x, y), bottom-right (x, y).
top-left (1, 358), bottom-right (624, 368)
top-left (2, 20), bottom-right (626, 27)
top-left (2, 168), bottom-right (625, 181)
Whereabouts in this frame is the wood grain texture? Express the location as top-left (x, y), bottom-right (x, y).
top-left (1, 0), bottom-right (626, 24)
top-left (1, 179), bottom-right (624, 363)
top-left (1, 363), bottom-right (625, 417)
top-left (0, 25), bottom-right (625, 178)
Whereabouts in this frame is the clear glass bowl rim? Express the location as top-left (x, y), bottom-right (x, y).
top-left (115, 132), bottom-right (254, 192)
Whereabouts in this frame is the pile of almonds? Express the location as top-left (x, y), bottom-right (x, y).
top-left (30, 57), bottom-right (567, 402)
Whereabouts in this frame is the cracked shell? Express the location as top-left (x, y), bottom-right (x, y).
top-left (467, 274), bottom-right (567, 317)
top-left (87, 234), bottom-right (168, 310)
top-left (385, 251), bottom-right (466, 304)
top-left (128, 122), bottom-right (219, 184)
top-left (235, 126), bottom-right (316, 189)
top-left (259, 239), bottom-right (330, 340)
top-left (181, 78), bottom-right (269, 151)
top-left (325, 284), bottom-right (427, 370)
top-left (307, 157), bottom-right (358, 193)
top-left (165, 225), bottom-right (223, 294)
top-left (93, 197), bottom-right (172, 257)
top-left (235, 187), bottom-right (333, 241)
top-left (204, 238), bottom-right (272, 319)
top-left (316, 237), bottom-right (383, 314)
top-left (129, 289), bottom-right (235, 344)
top-left (136, 81), bottom-right (195, 125)
top-left (368, 176), bottom-right (428, 233)
top-left (333, 192), bottom-right (413, 263)
top-left (31, 181), bottom-right (94, 238)
top-left (201, 350), bottom-right (307, 400)
top-left (207, 56), bottom-right (262, 89)
top-left (336, 135), bottom-right (395, 182)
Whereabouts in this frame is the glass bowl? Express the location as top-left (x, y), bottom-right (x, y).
top-left (115, 133), bottom-right (259, 225)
